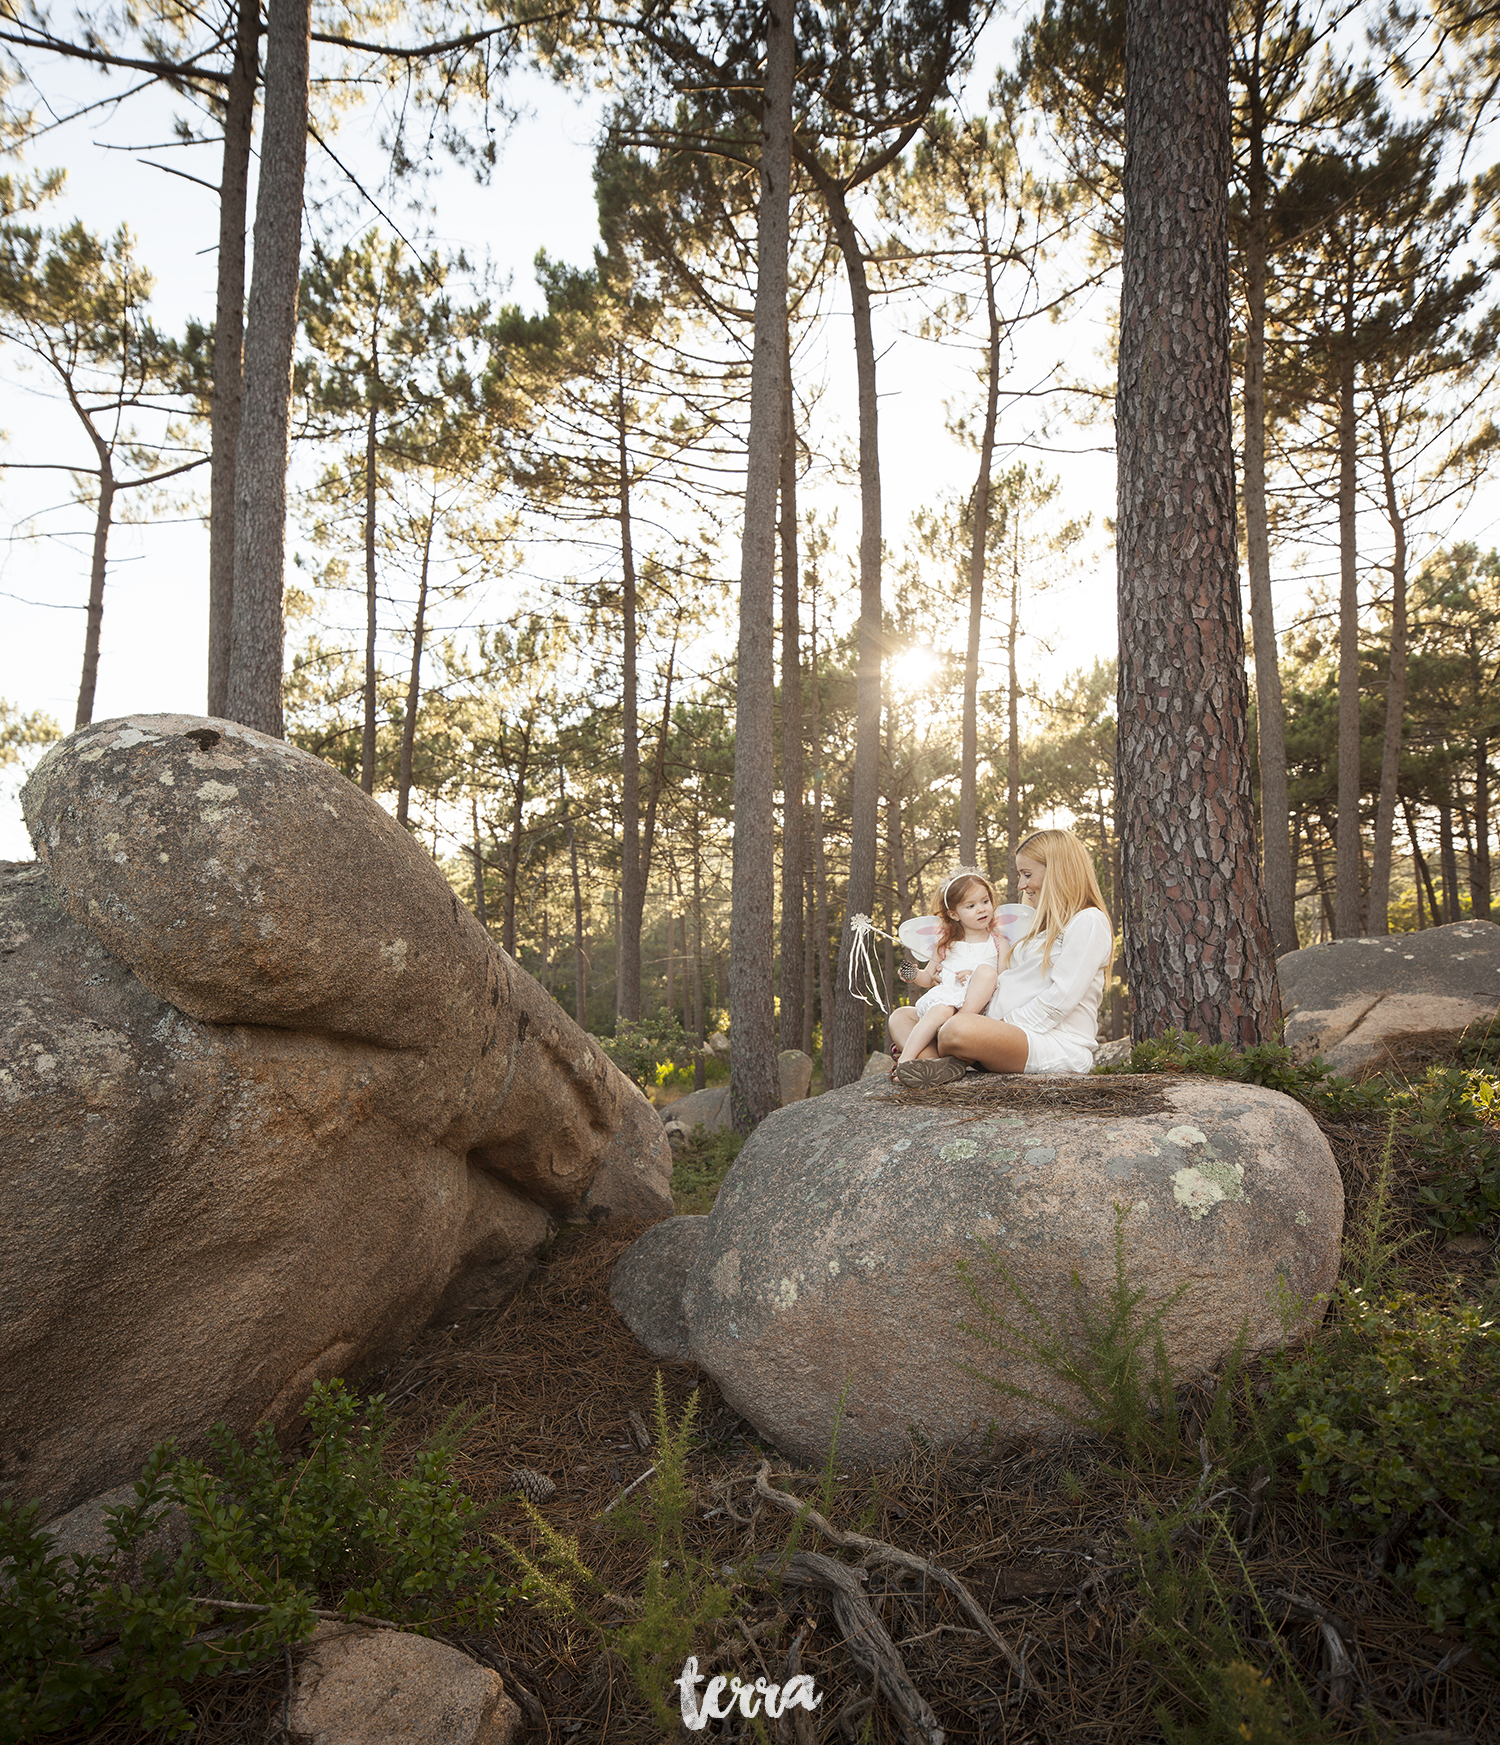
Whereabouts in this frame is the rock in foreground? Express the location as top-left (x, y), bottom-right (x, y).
top-left (616, 1075), bottom-right (1342, 1468)
top-left (1279, 920), bottom-right (1500, 1073)
top-left (290, 1626), bottom-right (521, 1745)
top-left (4, 714), bottom-right (670, 1518)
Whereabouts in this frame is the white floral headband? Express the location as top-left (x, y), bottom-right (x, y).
top-left (938, 866), bottom-right (993, 910)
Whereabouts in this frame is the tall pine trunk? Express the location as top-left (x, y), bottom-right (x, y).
top-left (1334, 276), bottom-right (1363, 938)
top-left (396, 504), bottom-right (433, 828)
top-left (1005, 546), bottom-right (1020, 898)
top-left (75, 462), bottom-right (116, 727)
top-left (616, 375), bottom-right (644, 1021)
top-left (809, 592), bottom-right (833, 1050)
top-left (1116, 0), bottom-right (1280, 1044)
top-left (206, 0), bottom-right (258, 718)
top-left (959, 250), bottom-right (1002, 865)
top-left (504, 718), bottom-right (533, 956)
top-left (1241, 26), bottom-right (1297, 955)
top-left (728, 0), bottom-right (794, 1132)
top-left (470, 798), bottom-right (487, 929)
top-left (821, 179), bottom-right (884, 1089)
top-left (778, 331), bottom-right (806, 1051)
top-left (225, 0), bottom-right (311, 737)
top-left (361, 392), bottom-right (380, 793)
top-left (562, 770), bottom-right (588, 1027)
top-left (1369, 408), bottom-right (1408, 933)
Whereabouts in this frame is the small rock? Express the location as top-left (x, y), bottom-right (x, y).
top-left (1092, 1037), bottom-right (1133, 1069)
top-left (40, 1481), bottom-right (190, 1587)
top-left (778, 1049), bottom-right (814, 1105)
top-left (659, 1084), bottom-right (732, 1134)
top-left (290, 1626), bottom-right (521, 1745)
top-left (707, 1032), bottom-right (731, 1061)
top-left (863, 1049), bottom-right (895, 1079)
top-left (610, 1215), bottom-right (707, 1361)
top-left (1441, 1235), bottom-right (1492, 1259)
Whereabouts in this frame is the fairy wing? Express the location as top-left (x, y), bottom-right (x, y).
top-left (992, 904), bottom-right (1032, 943)
top-left (897, 914), bottom-right (946, 960)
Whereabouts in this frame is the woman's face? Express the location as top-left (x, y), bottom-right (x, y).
top-left (1015, 851), bottom-right (1045, 901)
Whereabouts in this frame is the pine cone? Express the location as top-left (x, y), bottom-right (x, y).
top-left (509, 1467), bottom-right (557, 1504)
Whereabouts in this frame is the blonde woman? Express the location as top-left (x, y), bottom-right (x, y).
top-left (895, 828), bottom-right (1113, 1085)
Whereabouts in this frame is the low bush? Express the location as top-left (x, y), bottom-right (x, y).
top-left (670, 1124), bottom-right (744, 1214)
top-left (0, 1381), bottom-right (507, 1739)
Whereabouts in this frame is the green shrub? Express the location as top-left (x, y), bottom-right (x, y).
top-left (0, 1382), bottom-right (507, 1739)
top-left (1268, 1284), bottom-right (1500, 1655)
top-left (597, 1016), bottom-right (697, 1090)
top-left (670, 1125), bottom-right (744, 1214)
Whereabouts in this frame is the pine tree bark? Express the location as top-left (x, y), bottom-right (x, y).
top-left (395, 505), bottom-right (433, 828)
top-left (470, 797), bottom-right (487, 930)
top-left (1115, 0), bottom-right (1281, 1045)
top-left (75, 462), bottom-right (116, 728)
top-left (1369, 409), bottom-right (1408, 934)
top-left (959, 251), bottom-right (1002, 865)
top-left (1241, 36), bottom-right (1297, 956)
top-left (778, 333), bottom-right (806, 1051)
top-left (1334, 282), bottom-right (1363, 937)
top-left (820, 176), bottom-right (884, 1090)
top-left (616, 374), bottom-right (644, 1022)
top-left (225, 0), bottom-right (311, 737)
top-left (562, 770), bottom-right (588, 1027)
top-left (1006, 548), bottom-right (1020, 898)
top-left (361, 390), bottom-right (380, 794)
top-left (206, 0), bottom-right (259, 719)
top-left (504, 716), bottom-right (533, 956)
top-left (729, 0), bottom-right (793, 1132)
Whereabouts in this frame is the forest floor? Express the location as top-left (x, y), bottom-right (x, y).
top-left (52, 1053), bottom-right (1500, 1745)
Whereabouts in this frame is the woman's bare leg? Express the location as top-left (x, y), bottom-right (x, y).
top-left (936, 1010), bottom-right (1032, 1074)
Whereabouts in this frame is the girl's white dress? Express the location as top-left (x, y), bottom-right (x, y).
top-left (914, 937), bottom-right (999, 1017)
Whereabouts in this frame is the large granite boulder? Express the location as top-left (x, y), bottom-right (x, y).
top-left (1280, 919), bottom-right (1500, 1073)
top-left (614, 1075), bottom-right (1342, 1468)
top-left (4, 714), bottom-right (671, 1518)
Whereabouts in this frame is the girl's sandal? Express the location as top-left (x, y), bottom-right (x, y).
top-left (894, 1055), bottom-right (968, 1089)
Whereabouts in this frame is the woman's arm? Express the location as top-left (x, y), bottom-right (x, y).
top-left (1002, 909), bottom-right (1112, 1034)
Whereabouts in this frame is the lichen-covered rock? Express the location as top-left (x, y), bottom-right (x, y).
top-left (1279, 920), bottom-right (1500, 1073)
top-left (290, 1626), bottom-right (521, 1745)
top-left (668, 1076), bottom-right (1341, 1468)
top-left (4, 715), bottom-right (671, 1518)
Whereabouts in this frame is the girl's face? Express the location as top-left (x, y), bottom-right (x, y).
top-left (950, 883), bottom-right (995, 934)
top-left (1015, 852), bottom-right (1045, 901)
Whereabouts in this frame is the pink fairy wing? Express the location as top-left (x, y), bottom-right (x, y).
top-left (897, 915), bottom-right (946, 960)
top-left (992, 904), bottom-right (1032, 943)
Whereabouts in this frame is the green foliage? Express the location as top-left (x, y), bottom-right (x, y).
top-left (497, 1375), bottom-right (731, 1730)
top-left (598, 1016), bottom-right (698, 1091)
top-left (0, 700), bottom-right (61, 768)
top-left (0, 1382), bottom-right (507, 1739)
top-left (959, 1205), bottom-right (1256, 1468)
top-left (670, 1123), bottom-right (744, 1214)
top-left (1268, 1285), bottom-right (1500, 1655)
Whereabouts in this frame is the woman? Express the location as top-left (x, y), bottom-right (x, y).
top-left (891, 828), bottom-right (1113, 1086)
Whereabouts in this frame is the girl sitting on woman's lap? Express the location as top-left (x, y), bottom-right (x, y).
top-left (890, 828), bottom-right (1112, 1087)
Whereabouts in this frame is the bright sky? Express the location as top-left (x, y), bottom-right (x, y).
top-left (3, 9), bottom-right (1493, 862)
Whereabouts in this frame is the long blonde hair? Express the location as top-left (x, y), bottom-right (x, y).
top-left (1014, 829), bottom-right (1109, 971)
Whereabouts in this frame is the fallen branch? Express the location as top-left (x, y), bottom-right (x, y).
top-left (754, 1461), bottom-right (1040, 1701)
top-left (188, 1597), bottom-right (403, 1631)
top-left (769, 1550), bottom-right (943, 1745)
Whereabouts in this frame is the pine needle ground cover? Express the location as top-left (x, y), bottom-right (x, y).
top-left (8, 1038), bottom-right (1500, 1744)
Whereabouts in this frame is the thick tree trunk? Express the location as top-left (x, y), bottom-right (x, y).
top-left (1115, 0), bottom-right (1280, 1044)
top-left (960, 253), bottom-right (1002, 865)
top-left (470, 797), bottom-right (487, 930)
top-left (1242, 46), bottom-right (1297, 956)
top-left (395, 507), bottom-right (433, 828)
top-left (361, 394), bottom-right (379, 793)
top-left (1369, 413), bottom-right (1408, 934)
top-left (1334, 291), bottom-right (1363, 938)
top-left (225, 0), bottom-right (311, 737)
top-left (729, 0), bottom-right (794, 1132)
top-left (504, 718), bottom-right (533, 956)
top-left (1006, 549), bottom-right (1020, 897)
top-left (778, 333), bottom-right (806, 1051)
top-left (75, 463), bottom-right (116, 728)
top-left (616, 379), bottom-right (644, 1022)
top-left (822, 179), bottom-right (885, 1089)
top-left (206, 0), bottom-right (259, 719)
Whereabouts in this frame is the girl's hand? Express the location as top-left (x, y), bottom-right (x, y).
top-left (954, 968), bottom-right (972, 985)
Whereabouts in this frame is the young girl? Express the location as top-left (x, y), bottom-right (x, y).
top-left (887, 869), bottom-right (1002, 1088)
top-left (893, 829), bottom-right (1113, 1084)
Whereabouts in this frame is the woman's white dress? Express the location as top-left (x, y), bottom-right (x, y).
top-left (985, 907), bottom-right (1113, 1073)
top-left (913, 937), bottom-right (999, 1017)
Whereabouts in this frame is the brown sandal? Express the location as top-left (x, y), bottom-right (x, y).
top-left (894, 1055), bottom-right (968, 1089)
